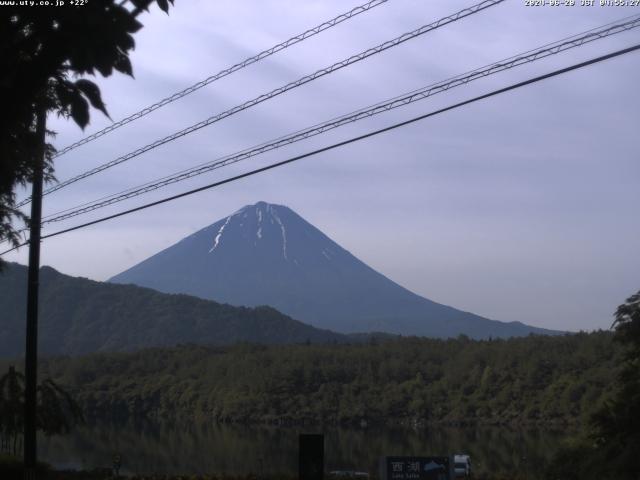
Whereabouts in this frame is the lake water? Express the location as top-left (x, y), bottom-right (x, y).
top-left (38, 421), bottom-right (567, 478)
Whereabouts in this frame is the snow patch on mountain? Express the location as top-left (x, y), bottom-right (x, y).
top-left (109, 201), bottom-right (560, 339)
top-left (209, 216), bottom-right (232, 253)
top-left (269, 206), bottom-right (288, 261)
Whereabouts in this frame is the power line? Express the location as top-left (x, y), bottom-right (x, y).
top-left (3, 43), bottom-right (638, 257)
top-left (41, 14), bottom-right (640, 222)
top-left (39, 15), bottom-right (640, 225)
top-left (17, 0), bottom-right (505, 208)
top-left (51, 0), bottom-right (392, 159)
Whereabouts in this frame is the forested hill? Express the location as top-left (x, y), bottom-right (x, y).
top-left (0, 263), bottom-right (346, 357)
top-left (19, 331), bottom-right (618, 427)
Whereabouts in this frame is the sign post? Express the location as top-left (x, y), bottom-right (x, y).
top-left (382, 456), bottom-right (453, 480)
top-left (299, 434), bottom-right (324, 480)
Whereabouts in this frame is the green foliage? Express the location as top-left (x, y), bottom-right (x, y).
top-left (0, 0), bottom-right (174, 265)
top-left (0, 366), bottom-right (83, 456)
top-left (611, 290), bottom-right (640, 360)
top-left (588, 290), bottom-right (640, 479)
top-left (0, 263), bottom-right (346, 357)
top-left (0, 367), bottom-right (23, 454)
top-left (547, 290), bottom-right (640, 480)
top-left (15, 331), bottom-right (618, 428)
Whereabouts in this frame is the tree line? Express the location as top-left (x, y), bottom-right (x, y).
top-left (1, 331), bottom-right (617, 428)
top-left (0, 366), bottom-right (83, 456)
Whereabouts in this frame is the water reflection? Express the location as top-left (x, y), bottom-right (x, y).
top-left (39, 421), bottom-right (566, 478)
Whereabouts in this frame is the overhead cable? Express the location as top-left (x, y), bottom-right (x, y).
top-left (3, 42), bottom-right (638, 256)
top-left (17, 0), bottom-right (505, 208)
top-left (39, 15), bottom-right (640, 225)
top-left (52, 0), bottom-right (392, 159)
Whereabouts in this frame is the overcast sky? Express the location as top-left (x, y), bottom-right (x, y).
top-left (5, 0), bottom-right (640, 331)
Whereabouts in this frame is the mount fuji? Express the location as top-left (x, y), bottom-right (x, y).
top-left (110, 202), bottom-right (556, 338)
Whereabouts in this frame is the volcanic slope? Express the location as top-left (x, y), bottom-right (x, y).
top-left (110, 202), bottom-right (557, 338)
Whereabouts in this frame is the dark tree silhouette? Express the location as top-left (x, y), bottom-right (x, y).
top-left (0, 366), bottom-right (83, 456)
top-left (0, 0), bottom-right (174, 267)
top-left (0, 367), bottom-right (24, 455)
top-left (547, 290), bottom-right (640, 480)
top-left (589, 291), bottom-right (640, 478)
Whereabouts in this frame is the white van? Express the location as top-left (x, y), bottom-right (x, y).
top-left (453, 454), bottom-right (471, 477)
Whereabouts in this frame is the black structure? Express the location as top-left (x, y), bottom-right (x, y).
top-left (24, 107), bottom-right (46, 479)
top-left (299, 434), bottom-right (324, 480)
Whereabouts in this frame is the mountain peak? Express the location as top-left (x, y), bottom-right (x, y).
top-left (205, 201), bottom-right (298, 262)
top-left (236, 200), bottom-right (287, 213)
top-left (110, 203), bottom-right (557, 339)
top-left (252, 200), bottom-right (276, 209)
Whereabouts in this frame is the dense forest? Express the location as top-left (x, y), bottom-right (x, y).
top-left (2, 331), bottom-right (617, 427)
top-left (0, 263), bottom-right (346, 357)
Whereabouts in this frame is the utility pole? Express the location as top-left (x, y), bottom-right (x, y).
top-left (24, 106), bottom-right (46, 480)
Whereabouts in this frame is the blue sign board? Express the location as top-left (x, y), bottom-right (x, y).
top-left (384, 456), bottom-right (451, 480)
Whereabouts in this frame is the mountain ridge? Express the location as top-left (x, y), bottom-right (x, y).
top-left (110, 201), bottom-right (558, 338)
top-left (0, 262), bottom-right (348, 358)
